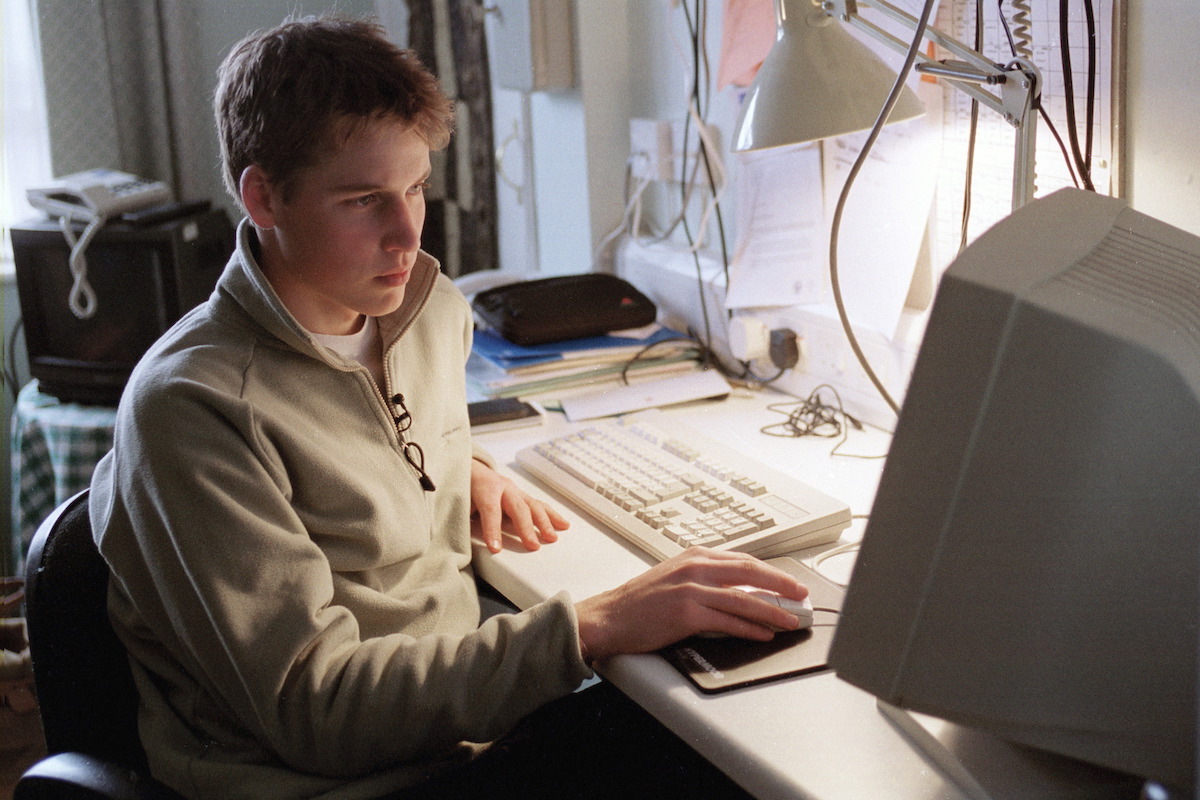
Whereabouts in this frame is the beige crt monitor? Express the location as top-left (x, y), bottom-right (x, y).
top-left (828, 188), bottom-right (1198, 794)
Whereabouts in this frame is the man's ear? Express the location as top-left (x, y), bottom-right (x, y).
top-left (240, 165), bottom-right (278, 229)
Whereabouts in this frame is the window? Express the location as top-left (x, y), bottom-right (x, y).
top-left (2, 0), bottom-right (52, 262)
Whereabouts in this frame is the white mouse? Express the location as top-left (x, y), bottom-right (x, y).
top-left (743, 589), bottom-right (814, 630)
top-left (696, 589), bottom-right (814, 638)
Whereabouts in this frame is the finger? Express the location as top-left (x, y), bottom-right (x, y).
top-left (677, 585), bottom-right (800, 639)
top-left (501, 492), bottom-right (542, 552)
top-left (476, 495), bottom-right (504, 553)
top-left (544, 502), bottom-right (570, 531)
top-left (527, 499), bottom-right (567, 543)
top-left (668, 587), bottom-right (781, 642)
top-left (721, 586), bottom-right (807, 632)
top-left (677, 549), bottom-right (808, 601)
top-left (700, 610), bottom-right (782, 641)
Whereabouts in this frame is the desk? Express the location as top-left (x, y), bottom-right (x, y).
top-left (471, 389), bottom-right (1144, 800)
top-left (9, 382), bottom-right (115, 566)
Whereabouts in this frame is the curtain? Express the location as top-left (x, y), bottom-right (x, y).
top-left (33, 0), bottom-right (209, 203)
top-left (2, 1), bottom-right (52, 258)
top-left (405, 0), bottom-right (498, 277)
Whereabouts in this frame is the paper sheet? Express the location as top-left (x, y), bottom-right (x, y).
top-left (821, 79), bottom-right (944, 336)
top-left (716, 0), bottom-right (778, 90)
top-left (725, 144), bottom-right (827, 309)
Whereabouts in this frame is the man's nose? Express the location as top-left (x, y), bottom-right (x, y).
top-left (385, 201), bottom-right (422, 251)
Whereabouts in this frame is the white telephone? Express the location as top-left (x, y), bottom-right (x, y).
top-left (27, 168), bottom-right (171, 222)
top-left (25, 169), bottom-right (173, 319)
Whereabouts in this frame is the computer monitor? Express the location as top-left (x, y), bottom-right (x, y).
top-left (827, 188), bottom-right (1198, 794)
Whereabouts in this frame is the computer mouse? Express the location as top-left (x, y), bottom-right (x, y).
top-left (744, 590), bottom-right (814, 630)
top-left (696, 590), bottom-right (814, 638)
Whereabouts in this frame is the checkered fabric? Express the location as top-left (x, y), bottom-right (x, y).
top-left (10, 382), bottom-right (115, 568)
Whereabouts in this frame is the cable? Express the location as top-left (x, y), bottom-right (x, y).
top-left (594, 158), bottom-right (656, 267)
top-left (762, 388), bottom-right (854, 441)
top-left (958, 0), bottom-right (984, 254)
top-left (811, 540), bottom-right (863, 585)
top-left (58, 215), bottom-right (106, 319)
top-left (1058, 0), bottom-right (1095, 191)
top-left (827, 0), bottom-right (937, 416)
top-left (760, 383), bottom-right (887, 460)
top-left (739, 361), bottom-right (787, 385)
top-left (1082, 0), bottom-right (1098, 184)
top-left (997, 1), bottom-right (1080, 189)
top-left (672, 0), bottom-right (745, 380)
top-left (616, 335), bottom-right (704, 385)
top-left (1007, 0), bottom-right (1034, 59)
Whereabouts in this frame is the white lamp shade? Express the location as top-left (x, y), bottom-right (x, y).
top-left (733, 0), bottom-right (925, 151)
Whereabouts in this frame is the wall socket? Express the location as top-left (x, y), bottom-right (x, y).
top-left (628, 118), bottom-right (718, 185)
top-left (761, 306), bottom-right (918, 428)
top-left (614, 237), bottom-right (921, 428)
top-left (629, 118), bottom-right (674, 182)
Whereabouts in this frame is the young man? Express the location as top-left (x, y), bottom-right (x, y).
top-left (90, 14), bottom-right (809, 800)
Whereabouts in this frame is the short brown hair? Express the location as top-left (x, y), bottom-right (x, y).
top-left (214, 14), bottom-right (454, 207)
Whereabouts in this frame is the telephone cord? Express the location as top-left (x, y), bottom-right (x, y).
top-left (58, 214), bottom-right (105, 319)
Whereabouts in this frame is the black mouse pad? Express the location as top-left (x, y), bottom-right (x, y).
top-left (661, 556), bottom-right (845, 693)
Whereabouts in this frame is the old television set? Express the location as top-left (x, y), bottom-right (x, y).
top-left (828, 188), bottom-right (1198, 795)
top-left (11, 208), bottom-right (234, 405)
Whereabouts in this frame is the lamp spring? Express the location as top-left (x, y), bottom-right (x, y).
top-left (1008, 0), bottom-right (1033, 60)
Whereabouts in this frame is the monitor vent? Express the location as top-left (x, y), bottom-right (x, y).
top-left (1058, 226), bottom-right (1200, 350)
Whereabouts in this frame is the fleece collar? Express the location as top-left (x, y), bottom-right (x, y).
top-left (218, 218), bottom-right (441, 362)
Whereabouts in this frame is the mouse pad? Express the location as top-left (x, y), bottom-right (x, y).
top-left (661, 556), bottom-right (845, 693)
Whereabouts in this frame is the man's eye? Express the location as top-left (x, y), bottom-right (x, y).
top-left (354, 194), bottom-right (378, 207)
top-left (410, 181), bottom-right (431, 196)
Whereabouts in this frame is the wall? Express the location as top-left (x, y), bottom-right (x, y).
top-left (555, 1), bottom-right (1200, 257)
top-left (1124, 0), bottom-right (1200, 234)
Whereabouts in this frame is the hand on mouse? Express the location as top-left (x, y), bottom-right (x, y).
top-left (574, 548), bottom-right (810, 663)
top-left (696, 589), bottom-right (814, 638)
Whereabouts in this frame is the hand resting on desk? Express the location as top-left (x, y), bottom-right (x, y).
top-left (470, 458), bottom-right (571, 553)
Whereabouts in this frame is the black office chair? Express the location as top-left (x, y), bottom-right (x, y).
top-left (16, 490), bottom-right (183, 800)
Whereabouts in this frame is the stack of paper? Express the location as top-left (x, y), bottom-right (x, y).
top-left (466, 325), bottom-right (702, 400)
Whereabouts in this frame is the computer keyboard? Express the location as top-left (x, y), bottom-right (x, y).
top-left (515, 415), bottom-right (851, 562)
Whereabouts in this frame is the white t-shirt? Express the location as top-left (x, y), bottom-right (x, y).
top-left (310, 315), bottom-right (385, 389)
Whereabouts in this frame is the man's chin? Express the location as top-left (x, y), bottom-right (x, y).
top-left (366, 286), bottom-right (407, 316)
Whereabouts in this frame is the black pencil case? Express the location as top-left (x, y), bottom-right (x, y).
top-left (471, 273), bottom-right (657, 346)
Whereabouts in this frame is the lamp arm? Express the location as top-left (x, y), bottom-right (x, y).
top-left (841, 0), bottom-right (997, 73)
top-left (826, 0), bottom-right (1032, 116)
top-left (837, 12), bottom-right (1007, 115)
top-left (1007, 57), bottom-right (1039, 208)
top-left (823, 0), bottom-right (1040, 208)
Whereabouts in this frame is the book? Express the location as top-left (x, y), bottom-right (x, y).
top-left (466, 349), bottom-right (702, 400)
top-left (472, 324), bottom-right (693, 374)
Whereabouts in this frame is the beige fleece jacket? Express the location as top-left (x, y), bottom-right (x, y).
top-left (90, 221), bottom-right (592, 800)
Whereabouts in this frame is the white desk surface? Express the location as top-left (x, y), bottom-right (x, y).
top-left (471, 389), bottom-right (1143, 800)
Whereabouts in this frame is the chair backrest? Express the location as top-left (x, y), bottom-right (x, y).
top-left (24, 489), bottom-right (149, 771)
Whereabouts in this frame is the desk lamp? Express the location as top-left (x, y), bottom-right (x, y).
top-left (733, 0), bottom-right (1042, 210)
top-left (731, 0), bottom-right (925, 149)
top-left (731, 0), bottom-right (1042, 414)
